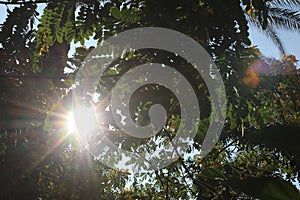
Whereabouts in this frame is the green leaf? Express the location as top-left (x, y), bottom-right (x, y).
top-left (110, 6), bottom-right (121, 19)
top-left (56, 30), bottom-right (63, 43)
top-left (233, 177), bottom-right (300, 200)
top-left (200, 167), bottom-right (224, 179)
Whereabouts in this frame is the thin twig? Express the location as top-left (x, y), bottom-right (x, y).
top-left (165, 130), bottom-right (201, 194)
top-left (213, 139), bottom-right (238, 161)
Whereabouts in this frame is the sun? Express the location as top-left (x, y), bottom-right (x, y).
top-left (67, 112), bottom-right (77, 134)
top-left (67, 107), bottom-right (98, 135)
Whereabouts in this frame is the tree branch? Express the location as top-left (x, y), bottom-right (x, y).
top-left (0, 0), bottom-right (49, 5)
top-left (0, 119), bottom-right (44, 129)
top-left (0, 73), bottom-right (68, 79)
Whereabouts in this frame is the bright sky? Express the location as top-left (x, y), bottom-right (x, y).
top-left (249, 27), bottom-right (300, 62)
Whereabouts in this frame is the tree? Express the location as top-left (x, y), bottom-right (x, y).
top-left (0, 0), bottom-right (300, 199)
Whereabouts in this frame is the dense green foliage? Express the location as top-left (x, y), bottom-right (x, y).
top-left (0, 0), bottom-right (300, 199)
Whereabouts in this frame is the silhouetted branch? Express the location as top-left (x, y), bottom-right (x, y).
top-left (0, 0), bottom-right (49, 5)
top-left (0, 73), bottom-right (68, 79)
top-left (0, 119), bottom-right (44, 129)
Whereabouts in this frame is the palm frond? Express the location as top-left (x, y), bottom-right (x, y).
top-left (268, 7), bottom-right (300, 30)
top-left (247, 15), bottom-right (286, 54)
top-left (263, 26), bottom-right (285, 54)
top-left (269, 0), bottom-right (300, 9)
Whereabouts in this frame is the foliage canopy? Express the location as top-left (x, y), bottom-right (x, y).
top-left (0, 0), bottom-right (300, 199)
